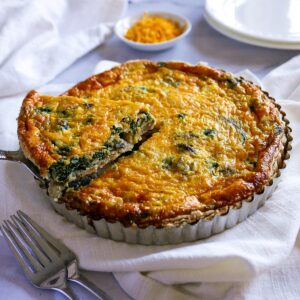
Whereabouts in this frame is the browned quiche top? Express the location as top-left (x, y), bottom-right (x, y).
top-left (19, 61), bottom-right (288, 228)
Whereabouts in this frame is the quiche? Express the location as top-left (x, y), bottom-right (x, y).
top-left (44, 60), bottom-right (290, 229)
top-left (18, 90), bottom-right (155, 197)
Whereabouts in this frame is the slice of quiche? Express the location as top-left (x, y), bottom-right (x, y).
top-left (18, 90), bottom-right (155, 196)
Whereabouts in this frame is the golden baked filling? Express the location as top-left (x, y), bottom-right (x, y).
top-left (18, 90), bottom-right (155, 189)
top-left (53, 60), bottom-right (288, 228)
top-left (18, 61), bottom-right (288, 228)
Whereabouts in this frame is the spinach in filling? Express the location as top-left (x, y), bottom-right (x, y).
top-left (225, 77), bottom-right (243, 89)
top-left (49, 156), bottom-right (90, 182)
top-left (161, 156), bottom-right (197, 175)
top-left (223, 117), bottom-right (247, 144)
top-left (122, 112), bottom-right (152, 133)
top-left (68, 173), bottom-right (98, 189)
top-left (177, 113), bottom-right (186, 119)
top-left (176, 143), bottom-right (196, 154)
top-left (49, 112), bottom-right (154, 183)
top-left (206, 159), bottom-right (219, 175)
top-left (203, 128), bottom-right (216, 138)
top-left (35, 106), bottom-right (52, 113)
top-left (57, 145), bottom-right (71, 155)
top-left (58, 120), bottom-right (69, 131)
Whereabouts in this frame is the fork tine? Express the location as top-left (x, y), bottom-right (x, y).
top-left (17, 211), bottom-right (70, 256)
top-left (3, 220), bottom-right (43, 273)
top-left (1, 224), bottom-right (35, 279)
top-left (11, 215), bottom-right (50, 267)
top-left (15, 212), bottom-right (60, 260)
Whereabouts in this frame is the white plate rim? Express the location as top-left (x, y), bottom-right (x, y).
top-left (205, 0), bottom-right (300, 44)
top-left (204, 10), bottom-right (300, 50)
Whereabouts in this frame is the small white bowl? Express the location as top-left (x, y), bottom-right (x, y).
top-left (114, 11), bottom-right (192, 51)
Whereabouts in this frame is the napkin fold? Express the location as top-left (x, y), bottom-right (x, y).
top-left (263, 55), bottom-right (300, 100)
top-left (0, 0), bottom-right (127, 97)
top-left (0, 56), bottom-right (300, 300)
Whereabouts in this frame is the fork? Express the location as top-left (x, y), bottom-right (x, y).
top-left (1, 210), bottom-right (112, 300)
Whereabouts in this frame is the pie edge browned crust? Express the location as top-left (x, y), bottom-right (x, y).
top-left (18, 90), bottom-right (52, 177)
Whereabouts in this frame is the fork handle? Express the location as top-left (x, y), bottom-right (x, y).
top-left (69, 274), bottom-right (113, 300)
top-left (53, 286), bottom-right (79, 300)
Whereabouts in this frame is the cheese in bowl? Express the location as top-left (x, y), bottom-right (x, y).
top-left (115, 12), bottom-right (191, 51)
top-left (125, 13), bottom-right (183, 43)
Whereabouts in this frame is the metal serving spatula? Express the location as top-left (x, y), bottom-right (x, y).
top-left (0, 149), bottom-right (44, 182)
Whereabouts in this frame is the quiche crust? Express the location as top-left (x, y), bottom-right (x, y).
top-left (53, 60), bottom-right (291, 228)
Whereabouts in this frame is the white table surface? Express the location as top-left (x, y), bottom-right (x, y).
top-left (0, 1), bottom-right (299, 299)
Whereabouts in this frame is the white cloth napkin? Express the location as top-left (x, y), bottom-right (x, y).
top-left (1, 57), bottom-right (300, 300)
top-left (0, 0), bottom-right (127, 97)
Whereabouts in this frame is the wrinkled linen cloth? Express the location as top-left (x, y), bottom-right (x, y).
top-left (0, 57), bottom-right (300, 300)
top-left (0, 0), bottom-right (127, 97)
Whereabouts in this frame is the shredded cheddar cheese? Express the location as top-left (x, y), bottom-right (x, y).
top-left (125, 13), bottom-right (183, 43)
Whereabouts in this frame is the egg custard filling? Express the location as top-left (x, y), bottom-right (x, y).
top-left (19, 61), bottom-right (289, 228)
top-left (18, 91), bottom-right (156, 197)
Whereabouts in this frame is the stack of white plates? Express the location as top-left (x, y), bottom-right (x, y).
top-left (204, 0), bottom-right (300, 50)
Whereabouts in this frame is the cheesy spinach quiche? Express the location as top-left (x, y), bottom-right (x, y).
top-left (18, 61), bottom-right (289, 229)
top-left (18, 90), bottom-right (155, 196)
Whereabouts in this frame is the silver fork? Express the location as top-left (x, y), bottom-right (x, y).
top-left (1, 210), bottom-right (112, 300)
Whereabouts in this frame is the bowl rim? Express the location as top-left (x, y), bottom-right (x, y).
top-left (114, 11), bottom-right (192, 47)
